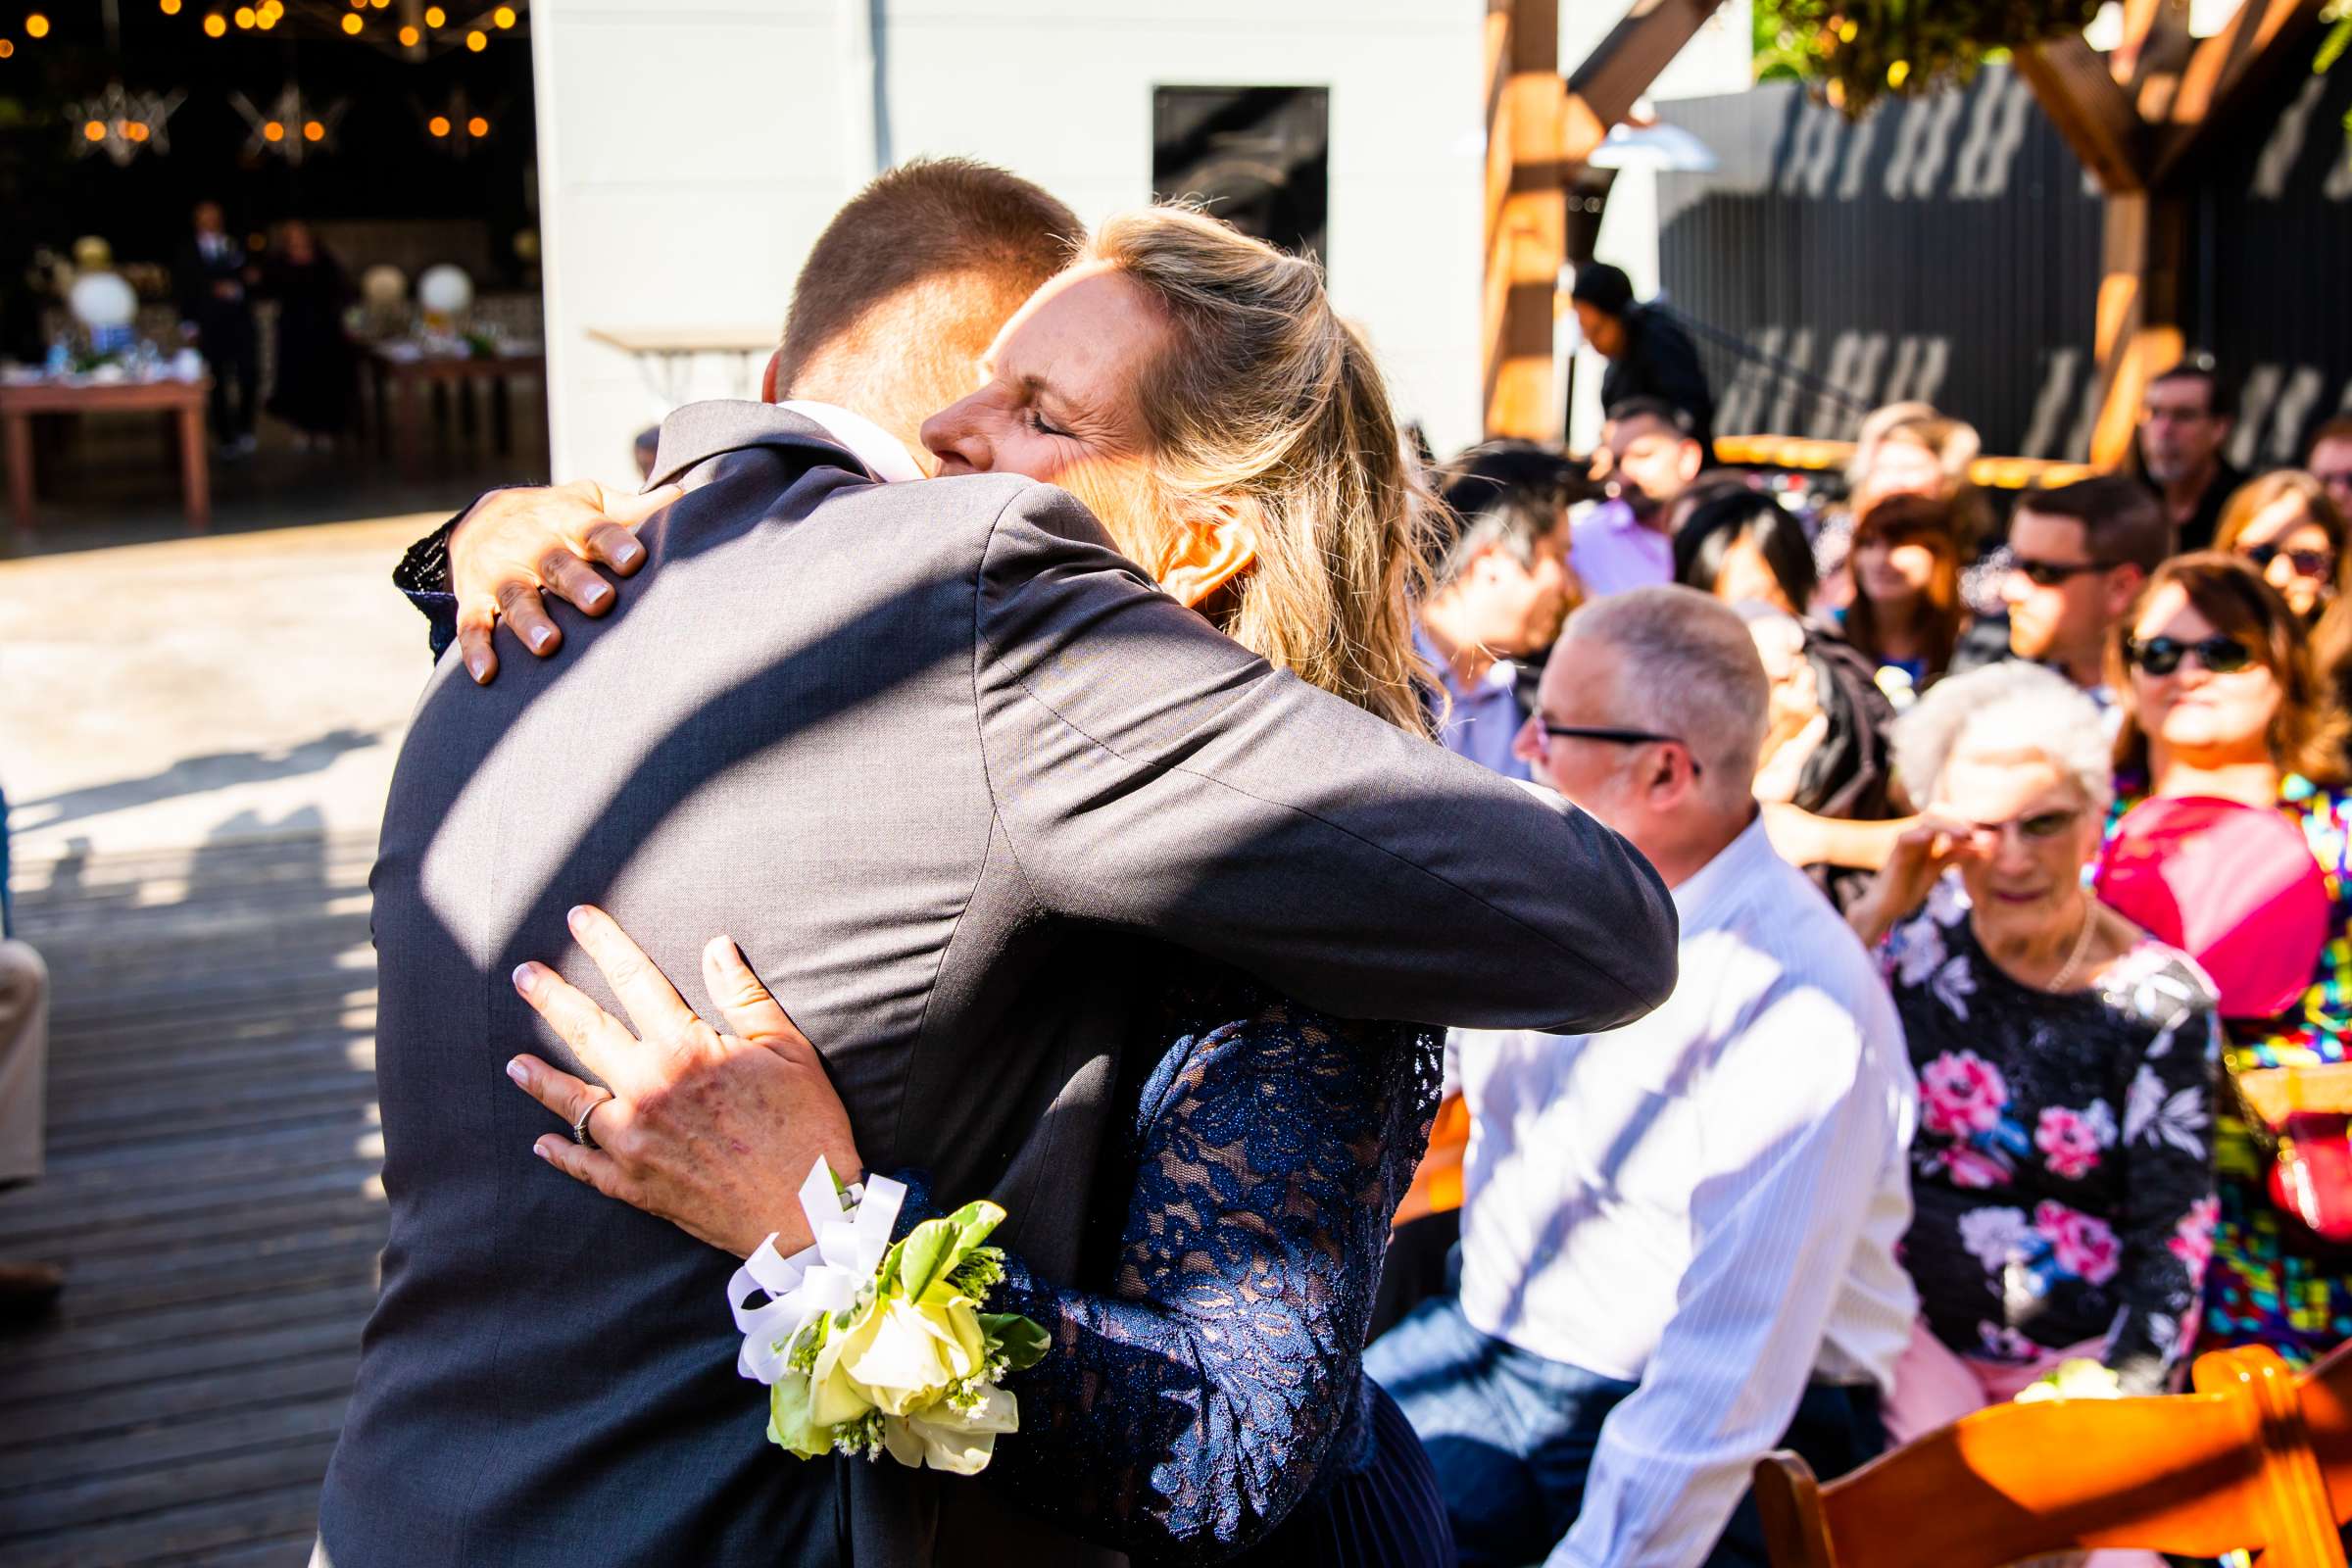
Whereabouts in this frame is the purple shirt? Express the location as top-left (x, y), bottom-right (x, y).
top-left (1416, 625), bottom-right (1533, 781)
top-left (1569, 499), bottom-right (1676, 599)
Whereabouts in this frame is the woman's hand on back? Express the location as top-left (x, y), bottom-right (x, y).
top-left (503, 905), bottom-right (861, 1258)
top-left (447, 480), bottom-right (679, 684)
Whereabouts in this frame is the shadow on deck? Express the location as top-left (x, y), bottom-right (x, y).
top-left (0, 828), bottom-right (382, 1567)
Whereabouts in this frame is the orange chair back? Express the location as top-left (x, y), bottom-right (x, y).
top-left (1755, 1347), bottom-right (2346, 1568)
top-left (2297, 1334), bottom-right (2352, 1521)
top-left (1394, 1091), bottom-right (1470, 1228)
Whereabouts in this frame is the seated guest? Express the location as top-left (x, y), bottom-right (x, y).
top-left (2310, 416), bottom-right (2352, 519)
top-left (2214, 469), bottom-right (2346, 625)
top-left (1741, 606), bottom-right (1901, 911)
top-left (2106, 553), bottom-right (2352, 1365)
top-left (1840, 493), bottom-right (1973, 704)
top-left (2132, 356), bottom-right (2246, 553)
top-left (0, 776), bottom-right (56, 1319)
top-left (1419, 441), bottom-right (1584, 779)
top-left (1572, 398), bottom-right (1703, 599)
top-left (1674, 487), bottom-right (1817, 617)
top-left (1370, 586), bottom-right (1917, 1568)
top-left (1843, 663), bottom-right (2219, 1434)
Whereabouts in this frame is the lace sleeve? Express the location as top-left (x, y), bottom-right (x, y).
top-left (901, 999), bottom-right (1439, 1561)
top-left (392, 513), bottom-right (465, 661)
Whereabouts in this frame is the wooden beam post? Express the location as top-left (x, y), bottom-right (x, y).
top-left (1482, 0), bottom-right (1566, 440)
top-left (2089, 190), bottom-right (2187, 468)
top-left (2015, 35), bottom-right (2150, 194)
top-left (1563, 0), bottom-right (1728, 164)
top-left (2150, 0), bottom-right (2328, 182)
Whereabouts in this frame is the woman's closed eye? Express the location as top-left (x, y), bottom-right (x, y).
top-left (1024, 406), bottom-right (1073, 439)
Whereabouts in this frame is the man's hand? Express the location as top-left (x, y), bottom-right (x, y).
top-left (505, 905), bottom-right (862, 1259)
top-left (450, 478), bottom-right (681, 684)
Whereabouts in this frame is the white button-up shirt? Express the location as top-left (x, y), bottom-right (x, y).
top-left (1454, 813), bottom-right (1918, 1568)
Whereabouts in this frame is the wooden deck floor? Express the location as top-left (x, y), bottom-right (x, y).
top-left (0, 829), bottom-right (383, 1567)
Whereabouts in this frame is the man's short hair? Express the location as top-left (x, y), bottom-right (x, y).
top-left (2310, 416), bottom-right (2352, 458)
top-left (1605, 396), bottom-right (1695, 439)
top-left (2147, 354), bottom-right (2236, 420)
top-left (1565, 585), bottom-right (1770, 808)
top-left (775, 159), bottom-right (1080, 416)
top-left (1431, 440), bottom-right (1581, 589)
top-left (1569, 261), bottom-right (1635, 318)
top-left (2016, 472), bottom-right (2173, 574)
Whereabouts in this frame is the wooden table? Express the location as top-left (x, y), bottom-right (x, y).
top-left (366, 346), bottom-right (545, 466)
top-left (0, 375), bottom-right (212, 545)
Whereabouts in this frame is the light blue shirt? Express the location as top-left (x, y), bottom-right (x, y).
top-left (1568, 498), bottom-right (1676, 599)
top-left (1415, 624), bottom-right (1533, 782)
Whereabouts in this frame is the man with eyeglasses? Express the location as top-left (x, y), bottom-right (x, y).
top-left (2132, 358), bottom-right (2245, 553)
top-left (1995, 473), bottom-right (2174, 710)
top-left (1368, 587), bottom-right (1916, 1568)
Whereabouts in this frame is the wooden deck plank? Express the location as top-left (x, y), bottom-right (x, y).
top-left (0, 831), bottom-right (384, 1564)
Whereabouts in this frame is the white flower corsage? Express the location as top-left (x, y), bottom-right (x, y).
top-left (728, 1157), bottom-right (1050, 1475)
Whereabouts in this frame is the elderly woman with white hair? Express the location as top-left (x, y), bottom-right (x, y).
top-left (1845, 662), bottom-right (2221, 1436)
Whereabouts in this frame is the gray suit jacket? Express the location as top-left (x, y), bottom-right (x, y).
top-left (318, 401), bottom-right (1675, 1567)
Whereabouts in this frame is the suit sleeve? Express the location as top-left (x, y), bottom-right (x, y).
top-left (972, 482), bottom-right (1679, 1034)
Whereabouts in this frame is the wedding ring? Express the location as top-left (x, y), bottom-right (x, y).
top-left (572, 1090), bottom-right (613, 1149)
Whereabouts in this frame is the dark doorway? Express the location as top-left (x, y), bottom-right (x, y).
top-left (1152, 85), bottom-right (1330, 268)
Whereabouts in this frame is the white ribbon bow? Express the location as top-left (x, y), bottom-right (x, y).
top-left (729, 1157), bottom-right (907, 1385)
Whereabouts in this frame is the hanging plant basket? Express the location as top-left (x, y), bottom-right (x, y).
top-left (1764, 0), bottom-right (2107, 117)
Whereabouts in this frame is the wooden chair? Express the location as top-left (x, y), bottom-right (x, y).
top-left (1754, 1346), bottom-right (2346, 1568)
top-left (2295, 1333), bottom-right (2352, 1521)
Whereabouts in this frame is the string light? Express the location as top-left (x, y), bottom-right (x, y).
top-left (203, 12), bottom-right (224, 34)
top-left (340, 12), bottom-right (361, 31)
top-left (24, 14), bottom-right (48, 39)
top-left (233, 6), bottom-right (254, 27)
top-left (126, 121), bottom-right (150, 140)
top-left (493, 5), bottom-right (514, 25)
top-left (161, 0), bottom-right (181, 13)
top-left (421, 5), bottom-right (442, 24)
top-left (302, 119), bottom-right (323, 141)
top-left (464, 27), bottom-right (483, 50)
top-left (0, 37), bottom-right (13, 56)
top-left (397, 22), bottom-right (416, 43)
top-left (466, 115), bottom-right (487, 136)
top-left (84, 120), bottom-right (106, 140)
top-left (263, 120), bottom-right (284, 141)
top-left (427, 114), bottom-right (450, 136)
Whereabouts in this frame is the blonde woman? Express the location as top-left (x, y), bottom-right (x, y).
top-left (443, 209), bottom-right (1473, 1563)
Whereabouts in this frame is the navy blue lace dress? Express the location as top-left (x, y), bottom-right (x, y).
top-left (894, 968), bottom-right (1452, 1565)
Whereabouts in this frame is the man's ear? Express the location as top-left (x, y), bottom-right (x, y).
top-left (760, 348), bottom-right (786, 405)
top-left (2104, 563), bottom-right (2148, 621)
top-left (1675, 440), bottom-right (1704, 486)
top-left (1156, 499), bottom-right (1263, 610)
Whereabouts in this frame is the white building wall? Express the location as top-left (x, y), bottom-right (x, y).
top-left (530, 0), bottom-right (1485, 481)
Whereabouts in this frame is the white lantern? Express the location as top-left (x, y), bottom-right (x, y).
top-left (68, 271), bottom-right (138, 331)
top-left (361, 264), bottom-right (408, 310)
top-left (417, 264), bottom-right (473, 318)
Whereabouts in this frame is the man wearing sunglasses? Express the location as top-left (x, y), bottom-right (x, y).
top-left (1996, 473), bottom-right (2174, 708)
top-left (1370, 587), bottom-right (1915, 1568)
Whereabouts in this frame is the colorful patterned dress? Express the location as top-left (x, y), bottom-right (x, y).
top-left (2105, 774), bottom-right (2352, 1362)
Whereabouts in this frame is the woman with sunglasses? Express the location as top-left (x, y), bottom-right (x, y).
top-left (1844, 662), bottom-right (2220, 1431)
top-left (2214, 470), bottom-right (2348, 625)
top-left (2107, 552), bottom-right (2352, 1365)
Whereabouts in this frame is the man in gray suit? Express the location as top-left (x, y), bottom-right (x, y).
top-left (319, 161), bottom-right (1676, 1567)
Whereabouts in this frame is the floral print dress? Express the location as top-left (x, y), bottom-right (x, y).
top-left (1885, 876), bottom-right (2222, 1393)
top-left (2105, 774), bottom-right (2352, 1361)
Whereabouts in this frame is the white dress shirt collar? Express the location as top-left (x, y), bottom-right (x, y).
top-left (776, 399), bottom-right (926, 484)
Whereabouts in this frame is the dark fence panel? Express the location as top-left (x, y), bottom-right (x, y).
top-left (2192, 59), bottom-right (2352, 468)
top-left (1652, 69), bottom-right (2108, 460)
top-left (1652, 60), bottom-right (2352, 466)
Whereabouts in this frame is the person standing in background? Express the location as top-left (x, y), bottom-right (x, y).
top-left (1568, 262), bottom-right (1717, 457)
top-left (174, 200), bottom-right (262, 458)
top-left (262, 220), bottom-right (357, 451)
top-left (1573, 399), bottom-right (1704, 599)
top-left (2132, 358), bottom-right (2245, 554)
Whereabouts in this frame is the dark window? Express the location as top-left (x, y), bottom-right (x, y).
top-left (1152, 86), bottom-right (1330, 269)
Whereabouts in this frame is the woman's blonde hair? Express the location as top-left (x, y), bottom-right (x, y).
top-left (1083, 207), bottom-right (1436, 736)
